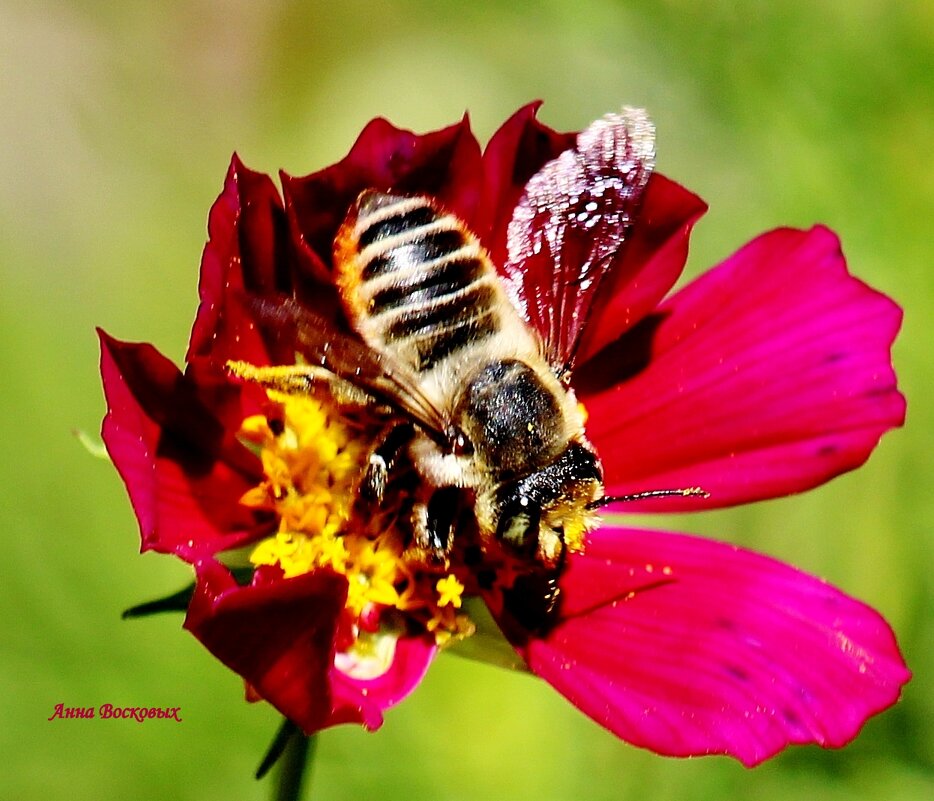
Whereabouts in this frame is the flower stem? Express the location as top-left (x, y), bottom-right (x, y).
top-left (273, 729), bottom-right (316, 801)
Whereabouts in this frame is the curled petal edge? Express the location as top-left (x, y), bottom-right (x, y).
top-left (185, 560), bottom-right (436, 734)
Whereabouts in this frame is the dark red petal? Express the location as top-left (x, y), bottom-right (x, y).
top-left (576, 174), bottom-right (707, 362)
top-left (185, 561), bottom-right (435, 734)
top-left (477, 101), bottom-right (576, 259)
top-left (185, 155), bottom-right (341, 367)
top-left (187, 155), bottom-right (300, 367)
top-left (581, 226), bottom-right (905, 511)
top-left (185, 560), bottom-right (348, 733)
top-left (520, 526), bottom-right (910, 766)
top-left (99, 331), bottom-right (268, 560)
top-left (281, 115), bottom-right (482, 275)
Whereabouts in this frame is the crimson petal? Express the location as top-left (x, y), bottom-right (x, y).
top-left (185, 560), bottom-right (436, 734)
top-left (478, 101), bottom-right (576, 259)
top-left (281, 116), bottom-right (482, 276)
top-left (581, 226), bottom-right (905, 511)
top-left (480, 103), bottom-right (706, 359)
top-left (185, 560), bottom-right (347, 733)
top-left (187, 155), bottom-right (304, 367)
top-left (576, 174), bottom-right (707, 362)
top-left (520, 526), bottom-right (909, 766)
top-left (99, 331), bottom-right (268, 560)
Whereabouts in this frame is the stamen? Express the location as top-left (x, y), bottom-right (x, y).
top-left (231, 369), bottom-right (472, 653)
top-left (436, 575), bottom-right (465, 609)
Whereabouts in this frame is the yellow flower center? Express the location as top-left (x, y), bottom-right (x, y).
top-left (232, 373), bottom-right (473, 649)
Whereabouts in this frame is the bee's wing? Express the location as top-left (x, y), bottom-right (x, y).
top-left (250, 296), bottom-right (453, 441)
top-left (501, 108), bottom-right (655, 378)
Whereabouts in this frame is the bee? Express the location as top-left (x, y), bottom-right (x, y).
top-left (231, 108), bottom-right (692, 620)
top-left (333, 186), bottom-right (604, 567)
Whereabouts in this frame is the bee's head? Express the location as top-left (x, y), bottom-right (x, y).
top-left (485, 443), bottom-right (603, 568)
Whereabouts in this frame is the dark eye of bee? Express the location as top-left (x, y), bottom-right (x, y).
top-left (491, 443), bottom-right (602, 559)
top-left (495, 493), bottom-right (542, 556)
top-left (451, 428), bottom-right (474, 456)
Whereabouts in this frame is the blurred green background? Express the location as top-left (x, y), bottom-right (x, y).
top-left (1, 1), bottom-right (931, 799)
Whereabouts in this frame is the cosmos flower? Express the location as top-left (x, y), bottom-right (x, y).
top-left (99, 103), bottom-right (908, 767)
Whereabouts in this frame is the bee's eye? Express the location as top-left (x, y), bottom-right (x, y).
top-left (496, 498), bottom-right (541, 555)
top-left (452, 429), bottom-right (473, 456)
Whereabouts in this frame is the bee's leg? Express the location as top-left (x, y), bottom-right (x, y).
top-left (413, 486), bottom-right (462, 558)
top-left (500, 567), bottom-right (562, 635)
top-left (361, 422), bottom-right (415, 503)
top-left (225, 361), bottom-right (374, 406)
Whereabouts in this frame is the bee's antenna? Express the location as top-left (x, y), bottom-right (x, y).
top-left (586, 487), bottom-right (709, 510)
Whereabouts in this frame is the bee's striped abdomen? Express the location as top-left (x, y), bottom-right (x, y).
top-left (335, 191), bottom-right (503, 374)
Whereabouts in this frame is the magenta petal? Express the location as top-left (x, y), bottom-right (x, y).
top-left (99, 331), bottom-right (268, 560)
top-left (185, 560), bottom-right (348, 733)
top-left (520, 526), bottom-right (909, 766)
top-left (281, 115), bottom-right (482, 275)
top-left (582, 226), bottom-right (905, 511)
top-left (328, 636), bottom-right (437, 730)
